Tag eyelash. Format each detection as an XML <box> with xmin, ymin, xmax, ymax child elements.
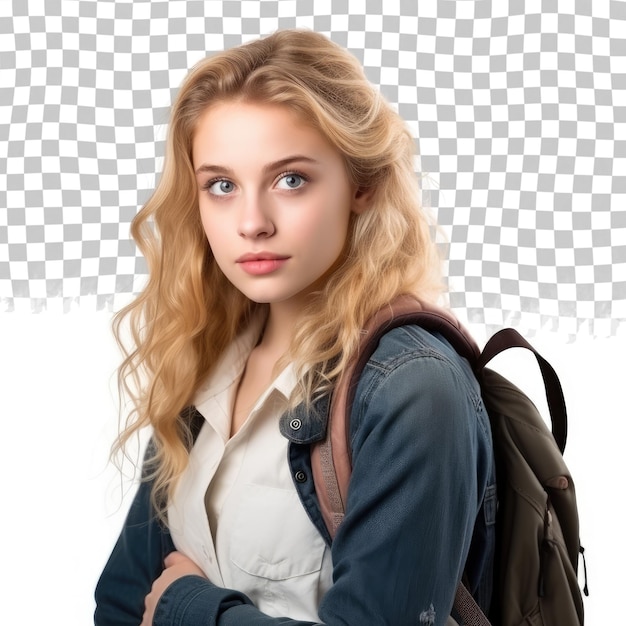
<box><xmin>276</xmin><ymin>169</ymin><xmax>310</xmax><ymax>188</ymax></box>
<box><xmin>202</xmin><ymin>170</ymin><xmax>311</xmax><ymax>196</ymax></box>
<box><xmin>202</xmin><ymin>177</ymin><xmax>231</xmax><ymax>195</ymax></box>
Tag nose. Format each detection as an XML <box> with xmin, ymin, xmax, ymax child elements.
<box><xmin>237</xmin><ymin>193</ymin><xmax>275</xmax><ymax>239</ymax></box>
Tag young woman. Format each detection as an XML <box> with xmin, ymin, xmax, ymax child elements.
<box><xmin>95</xmin><ymin>29</ymin><xmax>495</xmax><ymax>626</ymax></box>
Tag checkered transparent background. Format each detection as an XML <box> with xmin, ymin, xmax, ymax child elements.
<box><xmin>1</xmin><ymin>0</ymin><xmax>624</xmax><ymax>338</ymax></box>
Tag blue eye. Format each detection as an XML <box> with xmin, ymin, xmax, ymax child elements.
<box><xmin>207</xmin><ymin>179</ymin><xmax>235</xmax><ymax>196</ymax></box>
<box><xmin>276</xmin><ymin>173</ymin><xmax>307</xmax><ymax>190</ymax></box>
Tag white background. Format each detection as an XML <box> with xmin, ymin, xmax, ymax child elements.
<box><xmin>0</xmin><ymin>310</ymin><xmax>621</xmax><ymax>624</ymax></box>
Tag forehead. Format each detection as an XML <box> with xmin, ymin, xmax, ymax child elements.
<box><xmin>195</xmin><ymin>99</ymin><xmax>304</xmax><ymax>127</ymax></box>
<box><xmin>191</xmin><ymin>101</ymin><xmax>337</xmax><ymax>167</ymax></box>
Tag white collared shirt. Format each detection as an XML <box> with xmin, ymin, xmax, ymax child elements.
<box><xmin>168</xmin><ymin>321</ymin><xmax>333</xmax><ymax>620</ymax></box>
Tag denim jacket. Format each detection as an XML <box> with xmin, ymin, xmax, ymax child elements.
<box><xmin>95</xmin><ymin>325</ymin><xmax>496</xmax><ymax>626</ymax></box>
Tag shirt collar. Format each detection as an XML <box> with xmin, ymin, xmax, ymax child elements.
<box><xmin>191</xmin><ymin>314</ymin><xmax>330</xmax><ymax>444</ymax></box>
<box><xmin>193</xmin><ymin>314</ymin><xmax>300</xmax><ymax>416</ymax></box>
<box><xmin>279</xmin><ymin>392</ymin><xmax>330</xmax><ymax>444</ymax></box>
<box><xmin>193</xmin><ymin>316</ymin><xmax>265</xmax><ymax>408</ymax></box>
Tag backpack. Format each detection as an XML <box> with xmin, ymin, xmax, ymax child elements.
<box><xmin>310</xmin><ymin>295</ymin><xmax>588</xmax><ymax>625</ymax></box>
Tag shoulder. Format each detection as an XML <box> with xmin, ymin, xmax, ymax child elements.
<box><xmin>359</xmin><ymin>323</ymin><xmax>482</xmax><ymax>406</ymax></box>
<box><xmin>349</xmin><ymin>324</ymin><xmax>490</xmax><ymax>448</ymax></box>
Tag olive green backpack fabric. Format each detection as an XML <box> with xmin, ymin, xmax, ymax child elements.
<box><xmin>311</xmin><ymin>296</ymin><xmax>587</xmax><ymax>625</ymax></box>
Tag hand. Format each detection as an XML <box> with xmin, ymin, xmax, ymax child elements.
<box><xmin>141</xmin><ymin>551</ymin><xmax>207</xmax><ymax>626</ymax></box>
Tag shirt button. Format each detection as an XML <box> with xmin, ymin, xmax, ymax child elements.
<box><xmin>290</xmin><ymin>418</ymin><xmax>302</xmax><ymax>431</ymax></box>
<box><xmin>294</xmin><ymin>470</ymin><xmax>307</xmax><ymax>483</ymax></box>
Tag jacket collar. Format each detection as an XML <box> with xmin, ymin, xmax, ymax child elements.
<box><xmin>279</xmin><ymin>392</ymin><xmax>330</xmax><ymax>444</ymax></box>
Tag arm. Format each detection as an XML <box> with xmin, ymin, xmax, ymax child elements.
<box><xmin>318</xmin><ymin>327</ymin><xmax>490</xmax><ymax>624</ymax></box>
<box><xmin>94</xmin><ymin>446</ymin><xmax>176</xmax><ymax>626</ymax></box>
<box><xmin>150</xmin><ymin>328</ymin><xmax>491</xmax><ymax>625</ymax></box>
<box><xmin>94</xmin><ymin>446</ymin><xmax>319</xmax><ymax>626</ymax></box>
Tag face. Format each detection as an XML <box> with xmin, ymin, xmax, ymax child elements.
<box><xmin>193</xmin><ymin>101</ymin><xmax>368</xmax><ymax>309</ymax></box>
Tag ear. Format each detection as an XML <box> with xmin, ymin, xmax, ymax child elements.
<box><xmin>351</xmin><ymin>186</ymin><xmax>373</xmax><ymax>215</ymax></box>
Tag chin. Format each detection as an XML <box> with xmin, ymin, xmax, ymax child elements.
<box><xmin>238</xmin><ymin>288</ymin><xmax>310</xmax><ymax>306</ymax></box>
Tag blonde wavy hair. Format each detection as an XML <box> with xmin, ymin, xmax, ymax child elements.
<box><xmin>114</xmin><ymin>28</ymin><xmax>444</xmax><ymax>513</ymax></box>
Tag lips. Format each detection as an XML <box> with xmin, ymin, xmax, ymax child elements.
<box><xmin>236</xmin><ymin>252</ymin><xmax>290</xmax><ymax>276</ymax></box>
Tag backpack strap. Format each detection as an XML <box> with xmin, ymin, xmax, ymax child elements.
<box><xmin>310</xmin><ymin>295</ymin><xmax>481</xmax><ymax>536</ymax></box>
<box><xmin>477</xmin><ymin>327</ymin><xmax>568</xmax><ymax>452</ymax></box>
<box><xmin>312</xmin><ymin>294</ymin><xmax>483</xmax><ymax>524</ymax></box>
<box><xmin>454</xmin><ymin>582</ymin><xmax>491</xmax><ymax>626</ymax></box>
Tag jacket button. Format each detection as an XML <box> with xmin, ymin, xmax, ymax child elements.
<box><xmin>289</xmin><ymin>418</ymin><xmax>302</xmax><ymax>431</ymax></box>
<box><xmin>294</xmin><ymin>470</ymin><xmax>307</xmax><ymax>483</ymax></box>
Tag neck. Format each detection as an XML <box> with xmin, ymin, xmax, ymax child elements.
<box><xmin>259</xmin><ymin>300</ymin><xmax>304</xmax><ymax>356</ymax></box>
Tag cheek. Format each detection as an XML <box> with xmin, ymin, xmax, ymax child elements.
<box><xmin>301</xmin><ymin>217</ymin><xmax>350</xmax><ymax>272</ymax></box>
<box><xmin>199</xmin><ymin>209</ymin><xmax>224</xmax><ymax>245</ymax></box>
<box><xmin>201</xmin><ymin>224</ymin><xmax>228</xmax><ymax>268</ymax></box>
<box><xmin>310</xmin><ymin>203</ymin><xmax>352</xmax><ymax>250</ymax></box>
<box><xmin>203</xmin><ymin>224</ymin><xmax>231</xmax><ymax>273</ymax></box>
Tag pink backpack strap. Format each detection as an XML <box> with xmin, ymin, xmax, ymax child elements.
<box><xmin>310</xmin><ymin>295</ymin><xmax>480</xmax><ymax>538</ymax></box>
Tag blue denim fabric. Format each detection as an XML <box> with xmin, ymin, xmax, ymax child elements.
<box><xmin>95</xmin><ymin>325</ymin><xmax>495</xmax><ymax>626</ymax></box>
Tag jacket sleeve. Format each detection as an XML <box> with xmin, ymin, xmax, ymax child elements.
<box><xmin>317</xmin><ymin>330</ymin><xmax>491</xmax><ymax>625</ymax></box>
<box><xmin>94</xmin><ymin>445</ymin><xmax>176</xmax><ymax>626</ymax></box>
<box><xmin>149</xmin><ymin>328</ymin><xmax>492</xmax><ymax>626</ymax></box>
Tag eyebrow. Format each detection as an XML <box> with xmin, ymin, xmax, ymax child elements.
<box><xmin>194</xmin><ymin>155</ymin><xmax>321</xmax><ymax>176</ymax></box>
